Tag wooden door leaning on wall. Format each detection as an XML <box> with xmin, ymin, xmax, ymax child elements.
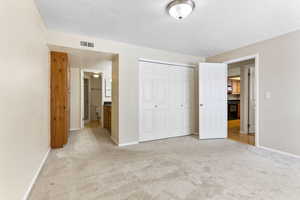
<box><xmin>50</xmin><ymin>51</ymin><xmax>70</xmax><ymax>148</ymax></box>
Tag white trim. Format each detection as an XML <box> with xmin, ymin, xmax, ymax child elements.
<box><xmin>239</xmin><ymin>130</ymin><xmax>248</xmax><ymax>134</ymax></box>
<box><xmin>140</xmin><ymin>133</ymin><xmax>192</xmax><ymax>142</ymax></box>
<box><xmin>118</xmin><ymin>141</ymin><xmax>139</xmax><ymax>147</ymax></box>
<box><xmin>138</xmin><ymin>60</ymin><xmax>142</xmax><ymax>142</ymax></box>
<box><xmin>80</xmin><ymin>70</ymin><xmax>84</xmax><ymax>129</ymax></box>
<box><xmin>110</xmin><ymin>135</ymin><xmax>118</xmax><ymax>145</ymax></box>
<box><xmin>259</xmin><ymin>146</ymin><xmax>300</xmax><ymax>159</ymax></box>
<box><xmin>223</xmin><ymin>54</ymin><xmax>260</xmax><ymax>147</ymax></box>
<box><xmin>224</xmin><ymin>54</ymin><xmax>258</xmax><ymax>64</ymax></box>
<box><xmin>22</xmin><ymin>148</ymin><xmax>50</xmax><ymax>200</ymax></box>
<box><xmin>81</xmin><ymin>69</ymin><xmax>105</xmax><ymax>73</ymax></box>
<box><xmin>139</xmin><ymin>58</ymin><xmax>197</xmax><ymax>68</ymax></box>
<box><xmin>138</xmin><ymin>60</ymin><xmax>141</xmax><ymax>143</ymax></box>
<box><xmin>110</xmin><ymin>135</ymin><xmax>139</xmax><ymax>147</ymax></box>
<box><xmin>70</xmin><ymin>128</ymin><xmax>81</xmax><ymax>131</ymax></box>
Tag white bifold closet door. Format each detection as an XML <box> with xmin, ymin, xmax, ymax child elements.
<box><xmin>140</xmin><ymin>61</ymin><xmax>195</xmax><ymax>142</ymax></box>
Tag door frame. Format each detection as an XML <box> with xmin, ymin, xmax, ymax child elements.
<box><xmin>138</xmin><ymin>59</ymin><xmax>197</xmax><ymax>142</ymax></box>
<box><xmin>224</xmin><ymin>54</ymin><xmax>260</xmax><ymax>147</ymax></box>
<box><xmin>246</xmin><ymin>65</ymin><xmax>255</xmax><ymax>134</ymax></box>
<box><xmin>80</xmin><ymin>69</ymin><xmax>105</xmax><ymax>129</ymax></box>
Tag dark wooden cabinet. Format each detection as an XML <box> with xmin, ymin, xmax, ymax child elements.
<box><xmin>228</xmin><ymin>100</ymin><xmax>240</xmax><ymax>120</ymax></box>
<box><xmin>103</xmin><ymin>105</ymin><xmax>111</xmax><ymax>132</ymax></box>
<box><xmin>50</xmin><ymin>51</ymin><xmax>70</xmax><ymax>148</ymax></box>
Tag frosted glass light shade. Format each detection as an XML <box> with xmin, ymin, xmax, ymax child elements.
<box><xmin>93</xmin><ymin>74</ymin><xmax>100</xmax><ymax>78</ymax></box>
<box><xmin>167</xmin><ymin>0</ymin><xmax>195</xmax><ymax>20</ymax></box>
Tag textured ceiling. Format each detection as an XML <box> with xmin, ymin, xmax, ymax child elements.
<box><xmin>36</xmin><ymin>0</ymin><xmax>300</xmax><ymax>57</ymax></box>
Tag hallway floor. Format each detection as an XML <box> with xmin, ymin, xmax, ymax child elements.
<box><xmin>84</xmin><ymin>120</ymin><xmax>101</xmax><ymax>128</ymax></box>
<box><xmin>228</xmin><ymin>120</ymin><xmax>255</xmax><ymax>146</ymax></box>
<box><xmin>29</xmin><ymin>127</ymin><xmax>300</xmax><ymax>200</ymax></box>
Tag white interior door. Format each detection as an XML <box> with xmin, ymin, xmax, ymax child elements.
<box><xmin>199</xmin><ymin>63</ymin><xmax>227</xmax><ymax>139</ymax></box>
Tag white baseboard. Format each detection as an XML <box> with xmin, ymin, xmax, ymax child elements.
<box><xmin>139</xmin><ymin>133</ymin><xmax>192</xmax><ymax>143</ymax></box>
<box><xmin>110</xmin><ymin>135</ymin><xmax>118</xmax><ymax>145</ymax></box>
<box><xmin>199</xmin><ymin>137</ymin><xmax>227</xmax><ymax>140</ymax></box>
<box><xmin>70</xmin><ymin>128</ymin><xmax>81</xmax><ymax>131</ymax></box>
<box><xmin>23</xmin><ymin>148</ymin><xmax>50</xmax><ymax>200</ymax></box>
<box><xmin>240</xmin><ymin>130</ymin><xmax>248</xmax><ymax>134</ymax></box>
<box><xmin>110</xmin><ymin>136</ymin><xmax>138</xmax><ymax>147</ymax></box>
<box><xmin>118</xmin><ymin>141</ymin><xmax>139</xmax><ymax>147</ymax></box>
<box><xmin>259</xmin><ymin>146</ymin><xmax>300</xmax><ymax>159</ymax></box>
<box><xmin>70</xmin><ymin>128</ymin><xmax>81</xmax><ymax>132</ymax></box>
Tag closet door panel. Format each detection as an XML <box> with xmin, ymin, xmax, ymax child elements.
<box><xmin>140</xmin><ymin>74</ymin><xmax>154</xmax><ymax>137</ymax></box>
<box><xmin>152</xmin><ymin>64</ymin><xmax>169</xmax><ymax>138</ymax></box>
<box><xmin>140</xmin><ymin>109</ymin><xmax>155</xmax><ymax>140</ymax></box>
<box><xmin>140</xmin><ymin>62</ymin><xmax>169</xmax><ymax>141</ymax></box>
<box><xmin>140</xmin><ymin>63</ymin><xmax>155</xmax><ymax>141</ymax></box>
<box><xmin>168</xmin><ymin>66</ymin><xmax>185</xmax><ymax>136</ymax></box>
<box><xmin>183</xmin><ymin>68</ymin><xmax>195</xmax><ymax>134</ymax></box>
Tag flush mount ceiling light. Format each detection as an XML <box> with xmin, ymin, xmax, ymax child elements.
<box><xmin>93</xmin><ymin>73</ymin><xmax>100</xmax><ymax>78</ymax></box>
<box><xmin>229</xmin><ymin>77</ymin><xmax>241</xmax><ymax>80</ymax></box>
<box><xmin>167</xmin><ymin>0</ymin><xmax>195</xmax><ymax>20</ymax></box>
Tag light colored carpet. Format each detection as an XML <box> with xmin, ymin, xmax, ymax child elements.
<box><xmin>29</xmin><ymin>127</ymin><xmax>300</xmax><ymax>200</ymax></box>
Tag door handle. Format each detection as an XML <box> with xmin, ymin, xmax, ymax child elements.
<box><xmin>200</xmin><ymin>104</ymin><xmax>204</xmax><ymax>107</ymax></box>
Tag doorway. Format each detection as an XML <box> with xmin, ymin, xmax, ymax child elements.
<box><xmin>48</xmin><ymin>45</ymin><xmax>115</xmax><ymax>150</ymax></box>
<box><xmin>82</xmin><ymin>71</ymin><xmax>102</xmax><ymax>128</ymax></box>
<box><xmin>227</xmin><ymin>58</ymin><xmax>256</xmax><ymax>145</ymax></box>
<box><xmin>83</xmin><ymin>78</ymin><xmax>89</xmax><ymax>122</ymax></box>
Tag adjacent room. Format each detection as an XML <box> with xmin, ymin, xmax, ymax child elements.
<box><xmin>83</xmin><ymin>72</ymin><xmax>102</xmax><ymax>128</ymax></box>
<box><xmin>227</xmin><ymin>59</ymin><xmax>256</xmax><ymax>146</ymax></box>
<box><xmin>2</xmin><ymin>0</ymin><xmax>300</xmax><ymax>200</ymax></box>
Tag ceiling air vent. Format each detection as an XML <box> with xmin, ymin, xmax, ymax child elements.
<box><xmin>87</xmin><ymin>42</ymin><xmax>94</xmax><ymax>48</ymax></box>
<box><xmin>80</xmin><ymin>41</ymin><xmax>95</xmax><ymax>48</ymax></box>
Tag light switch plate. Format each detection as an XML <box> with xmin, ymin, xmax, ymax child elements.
<box><xmin>265</xmin><ymin>91</ymin><xmax>271</xmax><ymax>99</ymax></box>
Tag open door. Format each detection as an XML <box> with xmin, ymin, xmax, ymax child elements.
<box><xmin>199</xmin><ymin>63</ymin><xmax>227</xmax><ymax>139</ymax></box>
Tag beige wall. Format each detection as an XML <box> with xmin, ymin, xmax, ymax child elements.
<box><xmin>70</xmin><ymin>68</ymin><xmax>81</xmax><ymax>130</ymax></box>
<box><xmin>0</xmin><ymin>0</ymin><xmax>49</xmax><ymax>199</ymax></box>
<box><xmin>47</xmin><ymin>31</ymin><xmax>204</xmax><ymax>145</ymax></box>
<box><xmin>207</xmin><ymin>30</ymin><xmax>300</xmax><ymax>156</ymax></box>
<box><xmin>111</xmin><ymin>55</ymin><xmax>120</xmax><ymax>143</ymax></box>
